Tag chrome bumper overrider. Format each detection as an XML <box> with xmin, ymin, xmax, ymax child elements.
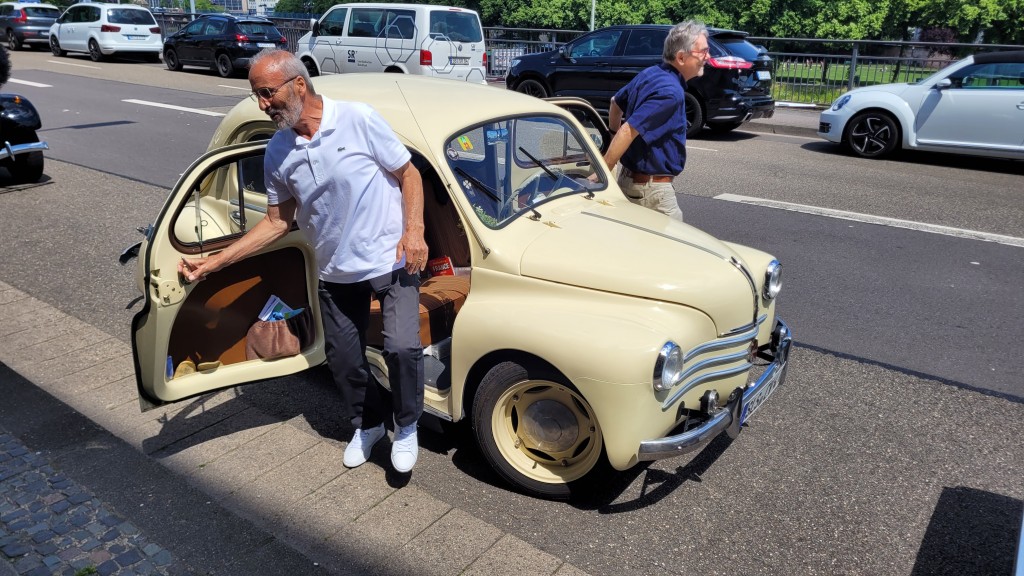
<box><xmin>0</xmin><ymin>140</ymin><xmax>48</xmax><ymax>161</ymax></box>
<box><xmin>637</xmin><ymin>319</ymin><xmax>792</xmax><ymax>461</ymax></box>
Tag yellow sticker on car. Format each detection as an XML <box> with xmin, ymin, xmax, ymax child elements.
<box><xmin>458</xmin><ymin>135</ymin><xmax>473</xmax><ymax>151</ymax></box>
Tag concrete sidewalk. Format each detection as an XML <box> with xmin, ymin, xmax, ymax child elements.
<box><xmin>0</xmin><ymin>281</ymin><xmax>587</xmax><ymax>576</ymax></box>
<box><xmin>741</xmin><ymin>104</ymin><xmax>822</xmax><ymax>138</ymax></box>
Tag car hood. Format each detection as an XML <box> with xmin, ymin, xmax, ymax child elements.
<box><xmin>518</xmin><ymin>205</ymin><xmax>758</xmax><ymax>333</ymax></box>
<box><xmin>849</xmin><ymin>81</ymin><xmax>917</xmax><ymax>97</ymax></box>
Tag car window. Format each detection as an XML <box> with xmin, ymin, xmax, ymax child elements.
<box><xmin>107</xmin><ymin>8</ymin><xmax>155</xmax><ymax>25</ymax></box>
<box><xmin>713</xmin><ymin>36</ymin><xmax>762</xmax><ymax>61</ymax></box>
<box><xmin>182</xmin><ymin>19</ymin><xmax>204</xmax><ymax>34</ymax></box>
<box><xmin>622</xmin><ymin>30</ymin><xmax>666</xmax><ymax>57</ymax></box>
<box><xmin>205</xmin><ymin>19</ymin><xmax>227</xmax><ymax>35</ymax></box>
<box><xmin>172</xmin><ymin>151</ymin><xmax>267</xmax><ymax>247</ymax></box>
<box><xmin>953</xmin><ymin>62</ymin><xmax>1024</xmax><ymax>89</ymax></box>
<box><xmin>0</xmin><ymin>6</ymin><xmax>10</xmax><ymax>16</ymax></box>
<box><xmin>428</xmin><ymin>11</ymin><xmax>481</xmax><ymax>43</ymax></box>
<box><xmin>348</xmin><ymin>8</ymin><xmax>382</xmax><ymax>38</ymax></box>
<box><xmin>569</xmin><ymin>30</ymin><xmax>621</xmax><ymax>58</ymax></box>
<box><xmin>319</xmin><ymin>7</ymin><xmax>346</xmax><ymax>36</ymax></box>
<box><xmin>383</xmin><ymin>9</ymin><xmax>414</xmax><ymax>40</ymax></box>
<box><xmin>446</xmin><ymin>115</ymin><xmax>604</xmax><ymax>229</ymax></box>
<box><xmin>25</xmin><ymin>6</ymin><xmax>58</xmax><ymax>17</ymax></box>
<box><xmin>238</xmin><ymin>22</ymin><xmax>279</xmax><ymax>36</ymax></box>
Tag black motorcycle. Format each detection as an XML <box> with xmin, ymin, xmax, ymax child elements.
<box><xmin>0</xmin><ymin>46</ymin><xmax>47</xmax><ymax>183</ymax></box>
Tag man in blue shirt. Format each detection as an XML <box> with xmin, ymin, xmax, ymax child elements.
<box><xmin>602</xmin><ymin>21</ymin><xmax>710</xmax><ymax>221</ymax></box>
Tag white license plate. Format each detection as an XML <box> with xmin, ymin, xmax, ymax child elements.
<box><xmin>740</xmin><ymin>366</ymin><xmax>783</xmax><ymax>424</ymax></box>
<box><xmin>756</xmin><ymin>70</ymin><xmax>771</xmax><ymax>81</ymax></box>
<box><xmin>257</xmin><ymin>42</ymin><xmax>275</xmax><ymax>48</ymax></box>
<box><xmin>449</xmin><ymin>56</ymin><xmax>469</xmax><ymax>65</ymax></box>
<box><xmin>125</xmin><ymin>35</ymin><xmax>146</xmax><ymax>40</ymax></box>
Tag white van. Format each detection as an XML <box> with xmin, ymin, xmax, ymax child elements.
<box><xmin>295</xmin><ymin>3</ymin><xmax>487</xmax><ymax>84</ymax></box>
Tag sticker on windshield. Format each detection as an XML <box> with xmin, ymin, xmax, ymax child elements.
<box><xmin>485</xmin><ymin>128</ymin><xmax>509</xmax><ymax>144</ymax></box>
<box><xmin>457</xmin><ymin>135</ymin><xmax>474</xmax><ymax>151</ymax></box>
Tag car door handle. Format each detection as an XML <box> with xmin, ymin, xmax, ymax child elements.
<box><xmin>1017</xmin><ymin>103</ymin><xmax>1024</xmax><ymax>110</ymax></box>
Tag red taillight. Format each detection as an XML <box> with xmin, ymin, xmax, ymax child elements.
<box><xmin>100</xmin><ymin>24</ymin><xmax>121</xmax><ymax>33</ymax></box>
<box><xmin>420</xmin><ymin>49</ymin><xmax>432</xmax><ymax>65</ymax></box>
<box><xmin>482</xmin><ymin>52</ymin><xmax>487</xmax><ymax>67</ymax></box>
<box><xmin>280</xmin><ymin>36</ymin><xmax>287</xmax><ymax>44</ymax></box>
<box><xmin>12</xmin><ymin>10</ymin><xmax>27</xmax><ymax>24</ymax></box>
<box><xmin>707</xmin><ymin>55</ymin><xmax>752</xmax><ymax>70</ymax></box>
<box><xmin>235</xmin><ymin>33</ymin><xmax>249</xmax><ymax>43</ymax></box>
<box><xmin>150</xmin><ymin>26</ymin><xmax>161</xmax><ymax>34</ymax></box>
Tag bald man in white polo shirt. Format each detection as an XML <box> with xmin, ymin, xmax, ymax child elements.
<box><xmin>179</xmin><ymin>49</ymin><xmax>429</xmax><ymax>475</ymax></box>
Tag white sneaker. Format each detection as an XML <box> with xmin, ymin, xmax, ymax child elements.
<box><xmin>391</xmin><ymin>422</ymin><xmax>419</xmax><ymax>473</ymax></box>
<box><xmin>343</xmin><ymin>424</ymin><xmax>385</xmax><ymax>468</ymax></box>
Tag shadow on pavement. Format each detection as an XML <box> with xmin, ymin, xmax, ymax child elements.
<box><xmin>911</xmin><ymin>485</ymin><xmax>1022</xmax><ymax>576</ymax></box>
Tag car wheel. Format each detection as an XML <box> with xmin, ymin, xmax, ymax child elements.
<box><xmin>301</xmin><ymin>57</ymin><xmax>318</xmax><ymax>77</ymax></box>
<box><xmin>3</xmin><ymin>130</ymin><xmax>44</xmax><ymax>184</ymax></box>
<box><xmin>684</xmin><ymin>92</ymin><xmax>704</xmax><ymax>137</ymax></box>
<box><xmin>845</xmin><ymin>111</ymin><xmax>899</xmax><ymax>158</ymax></box>
<box><xmin>707</xmin><ymin>120</ymin><xmax>744</xmax><ymax>133</ymax></box>
<box><xmin>164</xmin><ymin>48</ymin><xmax>182</xmax><ymax>71</ymax></box>
<box><xmin>49</xmin><ymin>36</ymin><xmax>65</xmax><ymax>57</ymax></box>
<box><xmin>7</xmin><ymin>30</ymin><xmax>20</xmax><ymax>51</ymax></box>
<box><xmin>216</xmin><ymin>53</ymin><xmax>234</xmax><ymax>77</ymax></box>
<box><xmin>471</xmin><ymin>361</ymin><xmax>604</xmax><ymax>499</ymax></box>
<box><xmin>88</xmin><ymin>39</ymin><xmax>103</xmax><ymax>62</ymax></box>
<box><xmin>515</xmin><ymin>79</ymin><xmax>548</xmax><ymax>99</ymax></box>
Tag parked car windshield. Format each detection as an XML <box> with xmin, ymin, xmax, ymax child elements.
<box><xmin>238</xmin><ymin>22</ymin><xmax>281</xmax><ymax>36</ymax></box>
<box><xmin>25</xmin><ymin>6</ymin><xmax>59</xmax><ymax>17</ymax></box>
<box><xmin>446</xmin><ymin>115</ymin><xmax>604</xmax><ymax>229</ymax></box>
<box><xmin>107</xmin><ymin>8</ymin><xmax>155</xmax><ymax>25</ymax></box>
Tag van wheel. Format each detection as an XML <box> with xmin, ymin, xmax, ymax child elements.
<box><xmin>301</xmin><ymin>57</ymin><xmax>318</xmax><ymax>77</ymax></box>
<box><xmin>216</xmin><ymin>53</ymin><xmax>234</xmax><ymax>77</ymax></box>
<box><xmin>471</xmin><ymin>361</ymin><xmax>604</xmax><ymax>500</ymax></box>
<box><xmin>515</xmin><ymin>79</ymin><xmax>548</xmax><ymax>98</ymax></box>
<box><xmin>684</xmin><ymin>92</ymin><xmax>703</xmax><ymax>137</ymax></box>
<box><xmin>49</xmin><ymin>36</ymin><xmax>66</xmax><ymax>57</ymax></box>
<box><xmin>88</xmin><ymin>39</ymin><xmax>104</xmax><ymax>62</ymax></box>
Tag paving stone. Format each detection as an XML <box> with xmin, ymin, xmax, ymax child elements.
<box><xmin>0</xmin><ymin>542</ymin><xmax>30</xmax><ymax>558</ymax></box>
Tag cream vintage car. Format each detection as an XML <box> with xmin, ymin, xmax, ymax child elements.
<box><xmin>127</xmin><ymin>73</ymin><xmax>792</xmax><ymax>499</ymax></box>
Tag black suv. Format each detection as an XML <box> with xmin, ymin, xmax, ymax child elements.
<box><xmin>505</xmin><ymin>25</ymin><xmax>774</xmax><ymax>136</ymax></box>
<box><xmin>163</xmin><ymin>14</ymin><xmax>287</xmax><ymax>77</ymax></box>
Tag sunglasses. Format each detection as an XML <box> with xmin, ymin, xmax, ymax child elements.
<box><xmin>250</xmin><ymin>75</ymin><xmax>299</xmax><ymax>102</ymax></box>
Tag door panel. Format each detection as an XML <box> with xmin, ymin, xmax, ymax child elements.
<box><xmin>132</xmin><ymin>142</ymin><xmax>324</xmax><ymax>409</ymax></box>
<box><xmin>551</xmin><ymin>29</ymin><xmax>623</xmax><ymax>112</ymax></box>
<box><xmin>311</xmin><ymin>7</ymin><xmax>347</xmax><ymax>74</ymax></box>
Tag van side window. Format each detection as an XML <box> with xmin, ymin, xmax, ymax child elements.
<box><xmin>349</xmin><ymin>8</ymin><xmax>383</xmax><ymax>38</ymax></box>
<box><xmin>428</xmin><ymin>11</ymin><xmax>482</xmax><ymax>43</ymax></box>
<box><xmin>385</xmin><ymin>9</ymin><xmax>415</xmax><ymax>39</ymax></box>
<box><xmin>320</xmin><ymin>7</ymin><xmax>346</xmax><ymax>36</ymax></box>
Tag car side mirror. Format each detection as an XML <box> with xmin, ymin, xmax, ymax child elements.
<box><xmin>934</xmin><ymin>78</ymin><xmax>952</xmax><ymax>90</ymax></box>
<box><xmin>56</xmin><ymin>14</ymin><xmax>64</xmax><ymax>23</ymax></box>
<box><xmin>560</xmin><ymin>46</ymin><xmax>571</xmax><ymax>60</ymax></box>
<box><xmin>310</xmin><ymin>18</ymin><xmax>319</xmax><ymax>36</ymax></box>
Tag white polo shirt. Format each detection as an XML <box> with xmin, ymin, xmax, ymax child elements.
<box><xmin>265</xmin><ymin>97</ymin><xmax>412</xmax><ymax>284</ymax></box>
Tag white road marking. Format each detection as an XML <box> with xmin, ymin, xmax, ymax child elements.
<box><xmin>7</xmin><ymin>79</ymin><xmax>51</xmax><ymax>88</ymax></box>
<box><xmin>218</xmin><ymin>84</ymin><xmax>250</xmax><ymax>92</ymax></box>
<box><xmin>121</xmin><ymin>99</ymin><xmax>226</xmax><ymax>117</ymax></box>
<box><xmin>688</xmin><ymin>145</ymin><xmax>718</xmax><ymax>152</ymax></box>
<box><xmin>47</xmin><ymin>60</ymin><xmax>101</xmax><ymax>69</ymax></box>
<box><xmin>714</xmin><ymin>193</ymin><xmax>1024</xmax><ymax>248</ymax></box>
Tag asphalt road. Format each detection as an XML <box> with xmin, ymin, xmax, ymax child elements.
<box><xmin>2</xmin><ymin>50</ymin><xmax>1022</xmax><ymax>576</ymax></box>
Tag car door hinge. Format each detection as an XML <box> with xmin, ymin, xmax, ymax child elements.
<box><xmin>150</xmin><ymin>272</ymin><xmax>185</xmax><ymax>306</ymax></box>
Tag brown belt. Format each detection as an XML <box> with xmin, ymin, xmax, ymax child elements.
<box><xmin>630</xmin><ymin>173</ymin><xmax>673</xmax><ymax>184</ymax></box>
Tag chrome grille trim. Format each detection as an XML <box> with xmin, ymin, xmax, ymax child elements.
<box><xmin>719</xmin><ymin>314</ymin><xmax>768</xmax><ymax>338</ymax></box>
<box><xmin>662</xmin><ymin>315</ymin><xmax>768</xmax><ymax>410</ymax></box>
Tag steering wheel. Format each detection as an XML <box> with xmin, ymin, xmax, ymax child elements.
<box><xmin>589</xmin><ymin>50</ymin><xmax>601</xmax><ymax>56</ymax></box>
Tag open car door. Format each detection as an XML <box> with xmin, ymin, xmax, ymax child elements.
<box><xmin>131</xmin><ymin>141</ymin><xmax>325</xmax><ymax>411</ymax></box>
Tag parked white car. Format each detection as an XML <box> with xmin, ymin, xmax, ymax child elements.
<box><xmin>294</xmin><ymin>2</ymin><xmax>486</xmax><ymax>84</ymax></box>
<box><xmin>49</xmin><ymin>2</ymin><xmax>161</xmax><ymax>62</ymax></box>
<box><xmin>818</xmin><ymin>50</ymin><xmax>1024</xmax><ymax>159</ymax></box>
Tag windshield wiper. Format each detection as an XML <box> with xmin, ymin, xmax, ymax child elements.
<box><xmin>518</xmin><ymin>147</ymin><xmax>559</xmax><ymax>180</ymax></box>
<box><xmin>453</xmin><ymin>167</ymin><xmax>501</xmax><ymax>203</ymax></box>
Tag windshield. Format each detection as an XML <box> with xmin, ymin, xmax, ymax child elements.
<box><xmin>445</xmin><ymin>115</ymin><xmax>605</xmax><ymax>229</ymax></box>
<box><xmin>108</xmin><ymin>8</ymin><xmax>155</xmax><ymax>25</ymax></box>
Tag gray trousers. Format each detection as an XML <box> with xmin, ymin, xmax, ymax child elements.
<box><xmin>318</xmin><ymin>268</ymin><xmax>424</xmax><ymax>430</ymax></box>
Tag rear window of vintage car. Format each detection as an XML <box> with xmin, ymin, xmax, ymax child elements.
<box><xmin>108</xmin><ymin>8</ymin><xmax>156</xmax><ymax>25</ymax></box>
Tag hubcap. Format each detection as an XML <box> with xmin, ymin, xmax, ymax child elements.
<box><xmin>519</xmin><ymin>399</ymin><xmax>579</xmax><ymax>453</ymax></box>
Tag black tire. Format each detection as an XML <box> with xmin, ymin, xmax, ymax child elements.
<box><xmin>707</xmin><ymin>120</ymin><xmax>744</xmax><ymax>133</ymax></box>
<box><xmin>684</xmin><ymin>91</ymin><xmax>703</xmax><ymax>138</ymax></box>
<box><xmin>844</xmin><ymin>111</ymin><xmax>899</xmax><ymax>158</ymax></box>
<box><xmin>301</xmin><ymin>57</ymin><xmax>318</xmax><ymax>77</ymax></box>
<box><xmin>515</xmin><ymin>78</ymin><xmax>548</xmax><ymax>99</ymax></box>
<box><xmin>88</xmin><ymin>39</ymin><xmax>103</xmax><ymax>62</ymax></box>
<box><xmin>471</xmin><ymin>361</ymin><xmax>604</xmax><ymax>500</ymax></box>
<box><xmin>7</xmin><ymin>30</ymin><xmax>20</xmax><ymax>51</ymax></box>
<box><xmin>49</xmin><ymin>36</ymin><xmax>65</xmax><ymax>57</ymax></box>
<box><xmin>164</xmin><ymin>48</ymin><xmax>182</xmax><ymax>71</ymax></box>
<box><xmin>215</xmin><ymin>53</ymin><xmax>233</xmax><ymax>77</ymax></box>
<box><xmin>4</xmin><ymin>130</ymin><xmax>44</xmax><ymax>184</ymax></box>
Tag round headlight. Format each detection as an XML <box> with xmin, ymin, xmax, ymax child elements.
<box><xmin>763</xmin><ymin>260</ymin><xmax>782</xmax><ymax>300</ymax></box>
<box><xmin>654</xmin><ymin>342</ymin><xmax>684</xmax><ymax>391</ymax></box>
<box><xmin>832</xmin><ymin>94</ymin><xmax>851</xmax><ymax>111</ymax></box>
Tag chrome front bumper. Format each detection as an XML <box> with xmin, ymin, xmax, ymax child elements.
<box><xmin>0</xmin><ymin>140</ymin><xmax>48</xmax><ymax>161</ymax></box>
<box><xmin>637</xmin><ymin>318</ymin><xmax>792</xmax><ymax>461</ymax></box>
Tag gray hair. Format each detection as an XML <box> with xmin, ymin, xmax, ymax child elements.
<box><xmin>663</xmin><ymin>20</ymin><xmax>708</xmax><ymax>63</ymax></box>
<box><xmin>250</xmin><ymin>48</ymin><xmax>315</xmax><ymax>95</ymax></box>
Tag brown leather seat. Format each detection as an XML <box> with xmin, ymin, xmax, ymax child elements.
<box><xmin>366</xmin><ymin>274</ymin><xmax>470</xmax><ymax>348</ymax></box>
